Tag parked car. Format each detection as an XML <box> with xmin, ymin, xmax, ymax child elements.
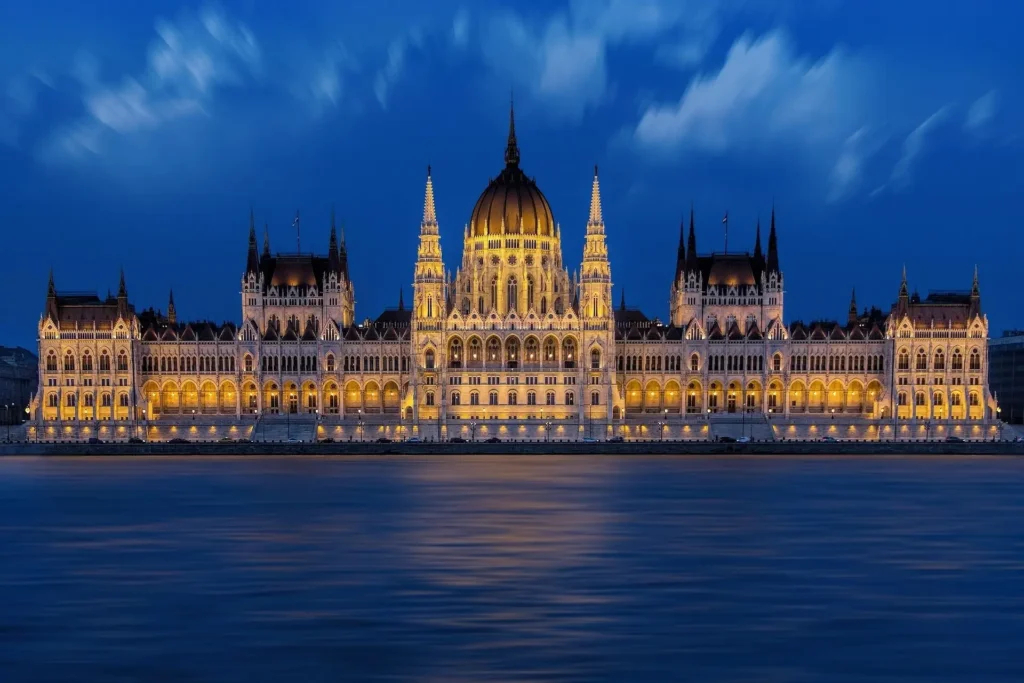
<box><xmin>821</xmin><ymin>436</ymin><xmax>837</xmax><ymax>443</ymax></box>
<box><xmin>168</xmin><ymin>438</ymin><xmax>189</xmax><ymax>444</ymax></box>
<box><xmin>945</xmin><ymin>435</ymin><xmax>964</xmax><ymax>443</ymax></box>
<box><xmin>607</xmin><ymin>436</ymin><xmax>624</xmax><ymax>443</ymax></box>
<box><xmin>406</xmin><ymin>437</ymin><xmax>422</xmax><ymax>443</ymax></box>
<box><xmin>718</xmin><ymin>436</ymin><xmax>737</xmax><ymax>443</ymax></box>
<box><xmin>86</xmin><ymin>437</ymin><xmax>102</xmax><ymax>444</ymax></box>
<box><xmin>736</xmin><ymin>436</ymin><xmax>751</xmax><ymax>444</ymax></box>
<box><xmin>485</xmin><ymin>436</ymin><xmax>501</xmax><ymax>443</ymax></box>
<box><xmin>449</xmin><ymin>437</ymin><xmax>466</xmax><ymax>443</ymax></box>
<box><xmin>218</xmin><ymin>437</ymin><xmax>234</xmax><ymax>443</ymax></box>
<box><xmin>376</xmin><ymin>437</ymin><xmax>393</xmax><ymax>443</ymax></box>
<box><xmin>582</xmin><ymin>437</ymin><xmax>599</xmax><ymax>443</ymax></box>
<box><xmin>127</xmin><ymin>437</ymin><xmax>143</xmax><ymax>444</ymax></box>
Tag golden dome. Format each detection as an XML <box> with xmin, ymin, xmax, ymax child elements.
<box><xmin>469</xmin><ymin>106</ymin><xmax>555</xmax><ymax>237</ymax></box>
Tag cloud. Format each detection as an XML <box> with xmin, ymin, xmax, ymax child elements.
<box><xmin>452</xmin><ymin>9</ymin><xmax>470</xmax><ymax>48</ymax></box>
<box><xmin>889</xmin><ymin>105</ymin><xmax>950</xmax><ymax>190</ymax></box>
<box><xmin>964</xmin><ymin>90</ymin><xmax>998</xmax><ymax>133</ymax></box>
<box><xmin>481</xmin><ymin>0</ymin><xmax>721</xmax><ymax>119</ymax></box>
<box><xmin>633</xmin><ymin>30</ymin><xmax>869</xmax><ymax>153</ymax></box>
<box><xmin>41</xmin><ymin>5</ymin><xmax>259</xmax><ymax>160</ymax></box>
<box><xmin>374</xmin><ymin>38</ymin><xmax>410</xmax><ymax>109</ymax></box>
<box><xmin>828</xmin><ymin>126</ymin><xmax>886</xmax><ymax>202</ymax></box>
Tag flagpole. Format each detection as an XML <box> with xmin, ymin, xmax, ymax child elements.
<box><xmin>723</xmin><ymin>211</ymin><xmax>729</xmax><ymax>254</ymax></box>
<box><xmin>294</xmin><ymin>210</ymin><xmax>301</xmax><ymax>253</ymax></box>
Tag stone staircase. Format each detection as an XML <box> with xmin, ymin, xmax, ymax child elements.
<box><xmin>709</xmin><ymin>413</ymin><xmax>775</xmax><ymax>442</ymax></box>
<box><xmin>251</xmin><ymin>415</ymin><xmax>317</xmax><ymax>443</ymax></box>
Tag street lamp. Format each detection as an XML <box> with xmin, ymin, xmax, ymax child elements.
<box><xmin>545</xmin><ymin>421</ymin><xmax>552</xmax><ymax>443</ymax></box>
<box><xmin>357</xmin><ymin>408</ymin><xmax>363</xmax><ymax>442</ymax></box>
<box><xmin>470</xmin><ymin>420</ymin><xmax>477</xmax><ymax>442</ymax></box>
<box><xmin>3</xmin><ymin>404</ymin><xmax>9</xmax><ymax>443</ymax></box>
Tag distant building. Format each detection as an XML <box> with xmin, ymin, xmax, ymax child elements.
<box><xmin>988</xmin><ymin>331</ymin><xmax>1024</xmax><ymax>424</ymax></box>
<box><xmin>26</xmin><ymin>106</ymin><xmax>1002</xmax><ymax>442</ymax></box>
<box><xmin>0</xmin><ymin>346</ymin><xmax>37</xmax><ymax>424</ymax></box>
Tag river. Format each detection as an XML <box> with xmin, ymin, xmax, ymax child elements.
<box><xmin>1</xmin><ymin>455</ymin><xmax>1022</xmax><ymax>682</ymax></box>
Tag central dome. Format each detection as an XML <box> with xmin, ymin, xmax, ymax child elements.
<box><xmin>469</xmin><ymin>107</ymin><xmax>555</xmax><ymax>238</ymax></box>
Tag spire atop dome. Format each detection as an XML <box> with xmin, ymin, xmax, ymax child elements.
<box><xmin>588</xmin><ymin>164</ymin><xmax>603</xmax><ymax>227</ymax></box>
<box><xmin>505</xmin><ymin>95</ymin><xmax>520</xmax><ymax>167</ymax></box>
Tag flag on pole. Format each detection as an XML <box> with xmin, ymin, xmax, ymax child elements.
<box><xmin>293</xmin><ymin>210</ymin><xmax>301</xmax><ymax>252</ymax></box>
<box><xmin>722</xmin><ymin>211</ymin><xmax>729</xmax><ymax>253</ymax></box>
<box><xmin>722</xmin><ymin>211</ymin><xmax>728</xmax><ymax>225</ymax></box>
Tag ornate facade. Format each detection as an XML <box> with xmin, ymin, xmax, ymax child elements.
<box><xmin>30</xmin><ymin>107</ymin><xmax>1001</xmax><ymax>442</ymax></box>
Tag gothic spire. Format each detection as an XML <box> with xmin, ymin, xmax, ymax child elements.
<box><xmin>620</xmin><ymin>288</ymin><xmax>626</xmax><ymax>311</ymax></box>
<box><xmin>848</xmin><ymin>287</ymin><xmax>857</xmax><ymax>326</ymax></box>
<box><xmin>168</xmin><ymin>289</ymin><xmax>177</xmax><ymax>325</ymax></box>
<box><xmin>972</xmin><ymin>265</ymin><xmax>980</xmax><ymax>297</ymax></box>
<box><xmin>398</xmin><ymin>287</ymin><xmax>405</xmax><ymax>311</ymax></box>
<box><xmin>754</xmin><ymin>218</ymin><xmax>763</xmax><ymax>260</ymax></box>
<box><xmin>422</xmin><ymin>165</ymin><xmax>437</xmax><ymax>228</ymax></box>
<box><xmin>674</xmin><ymin>215</ymin><xmax>687</xmax><ymax>284</ymax></box>
<box><xmin>505</xmin><ymin>96</ymin><xmax>520</xmax><ymax>167</ymax></box>
<box><xmin>262</xmin><ymin>224</ymin><xmax>271</xmax><ymax>259</ymax></box>
<box><xmin>328</xmin><ymin>207</ymin><xmax>341</xmax><ymax>274</ymax></box>
<box><xmin>246</xmin><ymin>209</ymin><xmax>260</xmax><ymax>274</ymax></box>
<box><xmin>684</xmin><ymin>206</ymin><xmax>698</xmax><ymax>274</ymax></box>
<box><xmin>117</xmin><ymin>267</ymin><xmax>127</xmax><ymax>298</ymax></box>
<box><xmin>47</xmin><ymin>268</ymin><xmax>55</xmax><ymax>298</ymax></box>
<box><xmin>588</xmin><ymin>164</ymin><xmax>603</xmax><ymax>227</ymax></box>
<box><xmin>899</xmin><ymin>264</ymin><xmax>909</xmax><ymax>299</ymax></box>
<box><xmin>766</xmin><ymin>206</ymin><xmax>779</xmax><ymax>274</ymax></box>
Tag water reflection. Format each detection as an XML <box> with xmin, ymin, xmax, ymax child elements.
<box><xmin>1</xmin><ymin>455</ymin><xmax>1023</xmax><ymax>682</ymax></box>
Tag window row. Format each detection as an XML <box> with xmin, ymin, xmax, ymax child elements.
<box><xmin>447</xmin><ymin>390</ymin><xmax>578</xmax><ymax>406</ymax></box>
<box><xmin>897</xmin><ymin>348</ymin><xmax>980</xmax><ymax>371</ymax></box>
<box><xmin>141</xmin><ymin>355</ymin><xmax>236</xmax><ymax>373</ymax></box>
<box><xmin>618</xmin><ymin>354</ymin><xmax>683</xmax><ymax>373</ymax></box>
<box><xmin>790</xmin><ymin>354</ymin><xmax>885</xmax><ymax>373</ymax></box>
<box><xmin>46</xmin><ymin>350</ymin><xmax>127</xmax><ymax>373</ymax></box>
<box><xmin>47</xmin><ymin>392</ymin><xmax>130</xmax><ymax>408</ymax></box>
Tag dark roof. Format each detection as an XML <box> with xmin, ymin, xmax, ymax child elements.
<box><xmin>264</xmin><ymin>254</ymin><xmax>332</xmax><ymax>290</ymax></box>
<box><xmin>374</xmin><ymin>307</ymin><xmax>412</xmax><ymax>326</ymax></box>
<box><xmin>704</xmin><ymin>254</ymin><xmax>757</xmax><ymax>287</ymax></box>
<box><xmin>50</xmin><ymin>292</ymin><xmax>127</xmax><ymax>325</ymax></box>
<box><xmin>614</xmin><ymin>307</ymin><xmax>650</xmax><ymax>325</ymax></box>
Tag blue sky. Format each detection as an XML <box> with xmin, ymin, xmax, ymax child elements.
<box><xmin>1</xmin><ymin>0</ymin><xmax>1021</xmax><ymax>349</ymax></box>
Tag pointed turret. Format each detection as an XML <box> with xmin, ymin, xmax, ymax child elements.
<box><xmin>246</xmin><ymin>209</ymin><xmax>260</xmax><ymax>274</ymax></box>
<box><xmin>899</xmin><ymin>265</ymin><xmax>909</xmax><ymax>300</ymax></box>
<box><xmin>848</xmin><ymin>288</ymin><xmax>858</xmax><ymax>327</ymax></box>
<box><xmin>116</xmin><ymin>268</ymin><xmax>130</xmax><ymax>319</ymax></box>
<box><xmin>423</xmin><ymin>165</ymin><xmax>438</xmax><ymax>227</ymax></box>
<box><xmin>754</xmin><ymin>219</ymin><xmax>763</xmax><ymax>260</ymax></box>
<box><xmin>620</xmin><ymin>288</ymin><xmax>626</xmax><ymax>311</ymax></box>
<box><xmin>970</xmin><ymin>265</ymin><xmax>981</xmax><ymax>316</ymax></box>
<box><xmin>398</xmin><ymin>287</ymin><xmax>405</xmax><ymax>311</ymax></box>
<box><xmin>673</xmin><ymin>215</ymin><xmax>687</xmax><ymax>284</ymax></box>
<box><xmin>328</xmin><ymin>207</ymin><xmax>342</xmax><ymax>275</ymax></box>
<box><xmin>588</xmin><ymin>164</ymin><xmax>603</xmax><ymax>227</ymax></box>
<box><xmin>47</xmin><ymin>268</ymin><xmax>55</xmax><ymax>298</ymax></box>
<box><xmin>168</xmin><ymin>289</ymin><xmax>177</xmax><ymax>325</ymax></box>
<box><xmin>766</xmin><ymin>206</ymin><xmax>779</xmax><ymax>274</ymax></box>
<box><xmin>684</xmin><ymin>207</ymin><xmax>698</xmax><ymax>275</ymax></box>
<box><xmin>262</xmin><ymin>224</ymin><xmax>271</xmax><ymax>259</ymax></box>
<box><xmin>504</xmin><ymin>97</ymin><xmax>520</xmax><ymax>167</ymax></box>
<box><xmin>46</xmin><ymin>269</ymin><xmax>58</xmax><ymax>320</ymax></box>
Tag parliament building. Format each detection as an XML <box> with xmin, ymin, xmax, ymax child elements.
<box><xmin>29</xmin><ymin>108</ymin><xmax>1001</xmax><ymax>442</ymax></box>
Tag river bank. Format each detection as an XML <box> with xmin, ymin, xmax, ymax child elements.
<box><xmin>2</xmin><ymin>440</ymin><xmax>1023</xmax><ymax>457</ymax></box>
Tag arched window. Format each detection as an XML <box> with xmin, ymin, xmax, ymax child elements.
<box><xmin>489</xmin><ymin>391</ymin><xmax>498</xmax><ymax>405</ymax></box>
<box><xmin>952</xmin><ymin>349</ymin><xmax>964</xmax><ymax>370</ymax></box>
<box><xmin>915</xmin><ymin>391</ymin><xmax>926</xmax><ymax>406</ymax></box>
<box><xmin>451</xmin><ymin>391</ymin><xmax>461</xmax><ymax>406</ymax></box>
<box><xmin>915</xmin><ymin>349</ymin><xmax>927</xmax><ymax>371</ymax></box>
<box><xmin>969</xmin><ymin>392</ymin><xmax>980</xmax><ymax>406</ymax></box>
<box><xmin>544</xmin><ymin>338</ymin><xmax>557</xmax><ymax>363</ymax></box>
<box><xmin>46</xmin><ymin>352</ymin><xmax>57</xmax><ymax>373</ymax></box>
<box><xmin>898</xmin><ymin>391</ymin><xmax>908</xmax><ymax>406</ymax></box>
<box><xmin>84</xmin><ymin>394</ymin><xmax>94</xmax><ymax>408</ymax></box>
<box><xmin>119</xmin><ymin>393</ymin><xmax>129</xmax><ymax>407</ymax></box>
<box><xmin>508</xmin><ymin>391</ymin><xmax>518</xmax><ymax>406</ymax></box>
<box><xmin>540</xmin><ymin>297</ymin><xmax>547</xmax><ymax>315</ymax></box>
<box><xmin>462</xmin><ymin>298</ymin><xmax>471</xmax><ymax>316</ymax></box>
<box><xmin>591</xmin><ymin>391</ymin><xmax>600</xmax><ymax>406</ymax></box>
<box><xmin>470</xmin><ymin>391</ymin><xmax>480</xmax><ymax>406</ymax></box>
<box><xmin>554</xmin><ymin>297</ymin><xmax>564</xmax><ymax>315</ymax></box>
<box><xmin>527</xmin><ymin>276</ymin><xmax>535</xmax><ymax>311</ymax></box>
<box><xmin>47</xmin><ymin>393</ymin><xmax>58</xmax><ymax>408</ymax></box>
<box><xmin>425</xmin><ymin>391</ymin><xmax>435</xmax><ymax>406</ymax></box>
<box><xmin>326</xmin><ymin>354</ymin><xmax>335</xmax><ymax>372</ymax></box>
<box><xmin>933</xmin><ymin>349</ymin><xmax>944</xmax><ymax>371</ymax></box>
<box><xmin>565</xmin><ymin>391</ymin><xmax>575</xmax><ymax>406</ymax></box>
<box><xmin>969</xmin><ymin>348</ymin><xmax>981</xmax><ymax>370</ymax></box>
<box><xmin>898</xmin><ymin>349</ymin><xmax>910</xmax><ymax>370</ymax></box>
<box><xmin>487</xmin><ymin>337</ymin><xmax>500</xmax><ymax>362</ymax></box>
<box><xmin>469</xmin><ymin>337</ymin><xmax>482</xmax><ymax>362</ymax></box>
<box><xmin>82</xmin><ymin>351</ymin><xmax>93</xmax><ymax>372</ymax></box>
<box><xmin>478</xmin><ymin>296</ymin><xmax>483</xmax><ymax>313</ymax></box>
<box><xmin>424</xmin><ymin>349</ymin><xmax>435</xmax><ymax>370</ymax></box>
<box><xmin>951</xmin><ymin>393</ymin><xmax>962</xmax><ymax>406</ymax></box>
<box><xmin>66</xmin><ymin>393</ymin><xmax>77</xmax><ymax>407</ymax></box>
<box><xmin>527</xmin><ymin>391</ymin><xmax>537</xmax><ymax>405</ymax></box>
<box><xmin>562</xmin><ymin>338</ymin><xmax>577</xmax><ymax>369</ymax></box>
<box><xmin>63</xmin><ymin>351</ymin><xmax>75</xmax><ymax>372</ymax></box>
<box><xmin>546</xmin><ymin>391</ymin><xmax>555</xmax><ymax>405</ymax></box>
<box><xmin>690</xmin><ymin>353</ymin><xmax>700</xmax><ymax>372</ymax></box>
<box><xmin>591</xmin><ymin>348</ymin><xmax>601</xmax><ymax>370</ymax></box>
<box><xmin>507</xmin><ymin>276</ymin><xmax>518</xmax><ymax>315</ymax></box>
<box><xmin>525</xmin><ymin>337</ymin><xmax>539</xmax><ymax>362</ymax></box>
<box><xmin>117</xmin><ymin>351</ymin><xmax>128</xmax><ymax>372</ymax></box>
<box><xmin>490</xmin><ymin>276</ymin><xmax>499</xmax><ymax>311</ymax></box>
<box><xmin>427</xmin><ymin>296</ymin><xmax>433</xmax><ymax>318</ymax></box>
<box><xmin>505</xmin><ymin>337</ymin><xmax>520</xmax><ymax>367</ymax></box>
<box><xmin>449</xmin><ymin>339</ymin><xmax>463</xmax><ymax>367</ymax></box>
<box><xmin>772</xmin><ymin>353</ymin><xmax>782</xmax><ymax>373</ymax></box>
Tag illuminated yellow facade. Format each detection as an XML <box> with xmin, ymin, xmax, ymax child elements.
<box><xmin>29</xmin><ymin>107</ymin><xmax>1001</xmax><ymax>442</ymax></box>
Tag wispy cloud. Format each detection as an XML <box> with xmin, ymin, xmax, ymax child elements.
<box><xmin>828</xmin><ymin>126</ymin><xmax>886</xmax><ymax>202</ymax></box>
<box><xmin>480</xmin><ymin>0</ymin><xmax>722</xmax><ymax>120</ymax></box>
<box><xmin>964</xmin><ymin>90</ymin><xmax>998</xmax><ymax>133</ymax></box>
<box><xmin>40</xmin><ymin>5</ymin><xmax>259</xmax><ymax>161</ymax></box>
<box><xmin>889</xmin><ymin>105</ymin><xmax>950</xmax><ymax>190</ymax></box>
<box><xmin>374</xmin><ymin>34</ymin><xmax>420</xmax><ymax>109</ymax></box>
<box><xmin>633</xmin><ymin>30</ymin><xmax>869</xmax><ymax>153</ymax></box>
